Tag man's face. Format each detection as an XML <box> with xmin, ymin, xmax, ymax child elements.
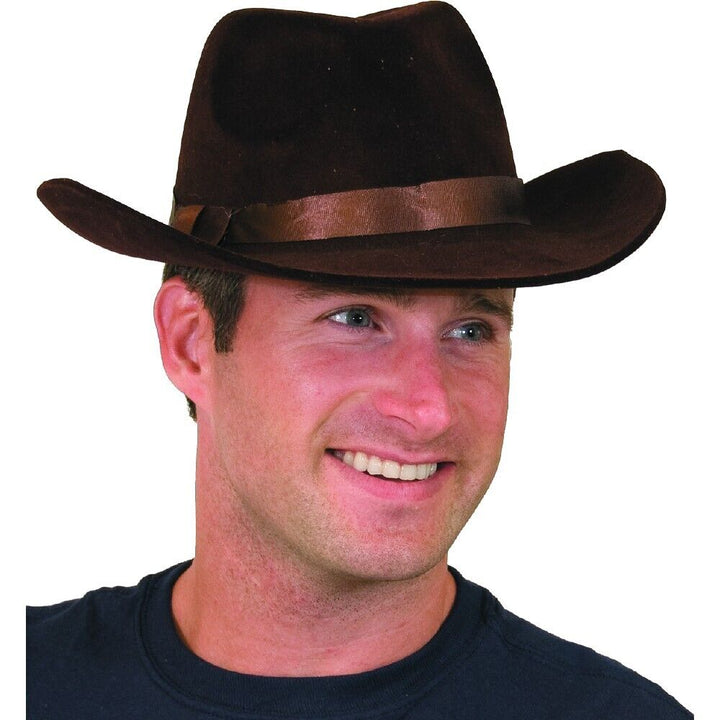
<box><xmin>201</xmin><ymin>275</ymin><xmax>513</xmax><ymax>585</ymax></box>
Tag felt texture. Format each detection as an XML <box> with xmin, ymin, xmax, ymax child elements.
<box><xmin>37</xmin><ymin>2</ymin><xmax>665</xmax><ymax>287</ymax></box>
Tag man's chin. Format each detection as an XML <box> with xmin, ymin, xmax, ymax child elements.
<box><xmin>312</xmin><ymin>541</ymin><xmax>453</xmax><ymax>591</ymax></box>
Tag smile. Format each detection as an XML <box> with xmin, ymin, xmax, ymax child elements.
<box><xmin>332</xmin><ymin>450</ymin><xmax>439</xmax><ymax>482</ymax></box>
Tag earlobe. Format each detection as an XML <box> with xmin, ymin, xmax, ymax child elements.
<box><xmin>154</xmin><ymin>278</ymin><xmax>212</xmax><ymax>408</ymax></box>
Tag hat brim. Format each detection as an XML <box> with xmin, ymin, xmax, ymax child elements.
<box><xmin>37</xmin><ymin>150</ymin><xmax>664</xmax><ymax>288</ymax></box>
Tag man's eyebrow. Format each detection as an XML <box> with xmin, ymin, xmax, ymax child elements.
<box><xmin>460</xmin><ymin>293</ymin><xmax>514</xmax><ymax>330</ymax></box>
<box><xmin>293</xmin><ymin>284</ymin><xmax>513</xmax><ymax>328</ymax></box>
<box><xmin>293</xmin><ymin>284</ymin><xmax>418</xmax><ymax>309</ymax></box>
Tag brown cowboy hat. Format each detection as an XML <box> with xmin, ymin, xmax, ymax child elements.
<box><xmin>37</xmin><ymin>2</ymin><xmax>665</xmax><ymax>288</ymax></box>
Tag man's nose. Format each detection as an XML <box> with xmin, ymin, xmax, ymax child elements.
<box><xmin>371</xmin><ymin>340</ymin><xmax>455</xmax><ymax>440</ymax></box>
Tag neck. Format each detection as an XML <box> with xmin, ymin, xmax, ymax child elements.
<box><xmin>172</xmin><ymin>449</ymin><xmax>456</xmax><ymax>677</ymax></box>
<box><xmin>173</xmin><ymin>552</ymin><xmax>455</xmax><ymax>677</ymax></box>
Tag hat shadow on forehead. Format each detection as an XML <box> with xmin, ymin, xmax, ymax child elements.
<box><xmin>37</xmin><ymin>1</ymin><xmax>665</xmax><ymax>288</ymax></box>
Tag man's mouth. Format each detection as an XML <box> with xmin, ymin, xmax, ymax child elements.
<box><xmin>331</xmin><ymin>450</ymin><xmax>439</xmax><ymax>482</ymax></box>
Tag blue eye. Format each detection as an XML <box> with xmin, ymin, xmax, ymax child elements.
<box><xmin>446</xmin><ymin>322</ymin><xmax>492</xmax><ymax>343</ymax></box>
<box><xmin>328</xmin><ymin>308</ymin><xmax>373</xmax><ymax>328</ymax></box>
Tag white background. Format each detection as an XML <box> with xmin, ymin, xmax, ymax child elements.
<box><xmin>5</xmin><ymin>0</ymin><xmax>717</xmax><ymax>716</ymax></box>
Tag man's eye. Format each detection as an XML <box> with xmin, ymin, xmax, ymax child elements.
<box><xmin>327</xmin><ymin>308</ymin><xmax>373</xmax><ymax>328</ymax></box>
<box><xmin>445</xmin><ymin>322</ymin><xmax>492</xmax><ymax>343</ymax></box>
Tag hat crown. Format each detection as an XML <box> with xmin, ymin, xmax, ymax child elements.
<box><xmin>174</xmin><ymin>2</ymin><xmax>516</xmax><ymax>209</ymax></box>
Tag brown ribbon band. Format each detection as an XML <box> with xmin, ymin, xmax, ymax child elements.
<box><xmin>170</xmin><ymin>176</ymin><xmax>529</xmax><ymax>246</ymax></box>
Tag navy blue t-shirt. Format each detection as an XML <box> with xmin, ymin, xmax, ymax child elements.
<box><xmin>27</xmin><ymin>563</ymin><xmax>691</xmax><ymax>718</ymax></box>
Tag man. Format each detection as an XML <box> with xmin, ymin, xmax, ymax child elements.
<box><xmin>26</xmin><ymin>2</ymin><xmax>693</xmax><ymax>717</ymax></box>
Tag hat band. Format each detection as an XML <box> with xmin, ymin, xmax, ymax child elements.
<box><xmin>171</xmin><ymin>176</ymin><xmax>529</xmax><ymax>246</ymax></box>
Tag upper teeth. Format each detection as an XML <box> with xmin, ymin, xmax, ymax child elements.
<box><xmin>334</xmin><ymin>450</ymin><xmax>438</xmax><ymax>482</ymax></box>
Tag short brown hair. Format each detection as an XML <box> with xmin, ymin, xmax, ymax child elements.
<box><xmin>161</xmin><ymin>264</ymin><xmax>246</xmax><ymax>419</ymax></box>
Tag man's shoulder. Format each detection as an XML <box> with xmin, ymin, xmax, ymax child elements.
<box><xmin>28</xmin><ymin>576</ymin><xmax>146</xmax><ymax>630</ymax></box>
<box><xmin>451</xmin><ymin>570</ymin><xmax>692</xmax><ymax>718</ymax></box>
<box><xmin>26</xmin><ymin>563</ymin><xmax>189</xmax><ymax>719</ymax></box>
<box><xmin>28</xmin><ymin>565</ymin><xmax>171</xmax><ymax>643</ymax></box>
<box><xmin>27</xmin><ymin>562</ymin><xmax>189</xmax><ymax>651</ymax></box>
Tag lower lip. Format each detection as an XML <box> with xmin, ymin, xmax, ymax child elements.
<box><xmin>325</xmin><ymin>452</ymin><xmax>451</xmax><ymax>502</ymax></box>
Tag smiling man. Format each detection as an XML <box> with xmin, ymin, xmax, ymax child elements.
<box><xmin>158</xmin><ymin>276</ymin><xmax>514</xmax><ymax>677</ymax></box>
<box><xmin>27</xmin><ymin>2</ymin><xmax>691</xmax><ymax>718</ymax></box>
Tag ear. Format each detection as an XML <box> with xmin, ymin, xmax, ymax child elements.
<box><xmin>154</xmin><ymin>277</ymin><xmax>214</xmax><ymax>411</ymax></box>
